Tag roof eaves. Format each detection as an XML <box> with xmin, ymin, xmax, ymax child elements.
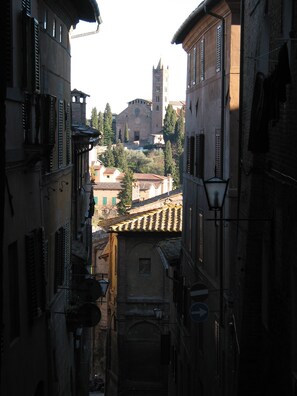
<box><xmin>171</xmin><ymin>0</ymin><xmax>219</xmax><ymax>45</ymax></box>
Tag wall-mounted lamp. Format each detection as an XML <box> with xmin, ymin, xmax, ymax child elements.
<box><xmin>203</xmin><ymin>176</ymin><xmax>229</xmax><ymax>211</ymax></box>
<box><xmin>98</xmin><ymin>278</ymin><xmax>110</xmax><ymax>297</ymax></box>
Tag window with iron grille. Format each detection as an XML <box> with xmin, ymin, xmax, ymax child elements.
<box><xmin>195</xmin><ymin>133</ymin><xmax>205</xmax><ymax>179</ymax></box>
<box><xmin>25</xmin><ymin>228</ymin><xmax>46</xmax><ymax>322</ymax></box>
<box><xmin>215</xmin><ymin>129</ymin><xmax>222</xmax><ymax>177</ymax></box>
<box><xmin>216</xmin><ymin>25</ymin><xmax>222</xmax><ymax>72</ymax></box>
<box><xmin>200</xmin><ymin>38</ymin><xmax>205</xmax><ymax>81</ymax></box>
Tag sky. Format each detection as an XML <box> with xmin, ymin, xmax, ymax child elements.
<box><xmin>70</xmin><ymin>0</ymin><xmax>200</xmax><ymax>117</ymax></box>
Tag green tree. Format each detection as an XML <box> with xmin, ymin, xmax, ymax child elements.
<box><xmin>100</xmin><ymin>142</ymin><xmax>115</xmax><ymax>167</ymax></box>
<box><xmin>163</xmin><ymin>104</ymin><xmax>177</xmax><ymax>143</ymax></box>
<box><xmin>126</xmin><ymin>150</ymin><xmax>151</xmax><ymax>173</ymax></box>
<box><xmin>113</xmin><ymin>142</ymin><xmax>127</xmax><ymax>170</ymax></box>
<box><xmin>174</xmin><ymin>112</ymin><xmax>185</xmax><ymax>157</ymax></box>
<box><xmin>98</xmin><ymin>111</ymin><xmax>104</xmax><ymax>136</ymax></box>
<box><xmin>103</xmin><ymin>103</ymin><xmax>113</xmax><ymax>145</ymax></box>
<box><xmin>164</xmin><ymin>141</ymin><xmax>179</xmax><ymax>187</ymax></box>
<box><xmin>117</xmin><ymin>169</ymin><xmax>134</xmax><ymax>214</ymax></box>
<box><xmin>124</xmin><ymin>123</ymin><xmax>129</xmax><ymax>143</ymax></box>
<box><xmin>91</xmin><ymin>107</ymin><xmax>98</xmax><ymax>129</ymax></box>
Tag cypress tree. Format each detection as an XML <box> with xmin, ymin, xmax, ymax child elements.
<box><xmin>117</xmin><ymin>169</ymin><xmax>134</xmax><ymax>215</ymax></box>
<box><xmin>103</xmin><ymin>103</ymin><xmax>114</xmax><ymax>145</ymax></box>
<box><xmin>163</xmin><ymin>104</ymin><xmax>177</xmax><ymax>143</ymax></box>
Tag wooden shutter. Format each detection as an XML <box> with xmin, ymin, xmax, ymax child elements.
<box><xmin>189</xmin><ymin>136</ymin><xmax>195</xmax><ymax>176</ymax></box>
<box><xmin>186</xmin><ymin>137</ymin><xmax>190</xmax><ymax>174</ymax></box>
<box><xmin>22</xmin><ymin>0</ymin><xmax>31</xmax><ymax>15</ymax></box>
<box><xmin>5</xmin><ymin>0</ymin><xmax>13</xmax><ymax>86</ymax></box>
<box><xmin>54</xmin><ymin>227</ymin><xmax>65</xmax><ymax>292</ymax></box>
<box><xmin>216</xmin><ymin>25</ymin><xmax>222</xmax><ymax>72</ymax></box>
<box><xmin>200</xmin><ymin>38</ymin><xmax>205</xmax><ymax>81</ymax></box>
<box><xmin>32</xmin><ymin>18</ymin><xmax>40</xmax><ymax>92</ymax></box>
<box><xmin>215</xmin><ymin>129</ymin><xmax>222</xmax><ymax>177</ymax></box>
<box><xmin>66</xmin><ymin>102</ymin><xmax>71</xmax><ymax>165</ymax></box>
<box><xmin>25</xmin><ymin>228</ymin><xmax>46</xmax><ymax>322</ymax></box>
<box><xmin>58</xmin><ymin>100</ymin><xmax>64</xmax><ymax>168</ymax></box>
<box><xmin>195</xmin><ymin>133</ymin><xmax>205</xmax><ymax>179</ymax></box>
<box><xmin>22</xmin><ymin>93</ymin><xmax>31</xmax><ymax>143</ymax></box>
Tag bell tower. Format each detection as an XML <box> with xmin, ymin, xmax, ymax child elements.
<box><xmin>152</xmin><ymin>59</ymin><xmax>169</xmax><ymax>135</ymax></box>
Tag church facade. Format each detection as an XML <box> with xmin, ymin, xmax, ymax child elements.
<box><xmin>115</xmin><ymin>59</ymin><xmax>182</xmax><ymax>146</ymax></box>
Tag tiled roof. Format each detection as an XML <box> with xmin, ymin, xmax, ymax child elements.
<box><xmin>134</xmin><ymin>173</ymin><xmax>166</xmax><ymax>181</ymax></box>
<box><xmin>93</xmin><ymin>182</ymin><xmax>122</xmax><ymax>190</ymax></box>
<box><xmin>106</xmin><ymin>204</ymin><xmax>182</xmax><ymax>233</ymax></box>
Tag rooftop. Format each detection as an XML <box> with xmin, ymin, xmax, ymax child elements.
<box><xmin>99</xmin><ymin>204</ymin><xmax>182</xmax><ymax>233</ymax></box>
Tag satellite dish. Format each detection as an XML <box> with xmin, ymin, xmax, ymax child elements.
<box><xmin>77</xmin><ymin>278</ymin><xmax>101</xmax><ymax>301</ymax></box>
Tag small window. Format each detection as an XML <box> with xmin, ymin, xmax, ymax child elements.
<box><xmin>94</xmin><ymin>196</ymin><xmax>98</xmax><ymax>204</ymax></box>
<box><xmin>139</xmin><ymin>258</ymin><xmax>151</xmax><ymax>274</ymax></box>
<box><xmin>112</xmin><ymin>197</ymin><xmax>117</xmax><ymax>206</ymax></box>
<box><xmin>193</xmin><ymin>46</ymin><xmax>197</xmax><ymax>85</ymax></box>
<box><xmin>102</xmin><ymin>197</ymin><xmax>107</xmax><ymax>205</ymax></box>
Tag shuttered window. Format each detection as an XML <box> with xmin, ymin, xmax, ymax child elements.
<box><xmin>195</xmin><ymin>133</ymin><xmax>205</xmax><ymax>179</ymax></box>
<box><xmin>58</xmin><ymin>100</ymin><xmax>64</xmax><ymax>168</ymax></box>
<box><xmin>25</xmin><ymin>228</ymin><xmax>46</xmax><ymax>322</ymax></box>
<box><xmin>5</xmin><ymin>0</ymin><xmax>13</xmax><ymax>86</ymax></box>
<box><xmin>187</xmin><ymin>52</ymin><xmax>191</xmax><ymax>88</ymax></box>
<box><xmin>66</xmin><ymin>102</ymin><xmax>71</xmax><ymax>165</ymax></box>
<box><xmin>200</xmin><ymin>38</ymin><xmax>205</xmax><ymax>81</ymax></box>
<box><xmin>198</xmin><ymin>211</ymin><xmax>204</xmax><ymax>263</ymax></box>
<box><xmin>54</xmin><ymin>227</ymin><xmax>65</xmax><ymax>293</ymax></box>
<box><xmin>22</xmin><ymin>0</ymin><xmax>31</xmax><ymax>15</ymax></box>
<box><xmin>22</xmin><ymin>13</ymin><xmax>40</xmax><ymax>93</ymax></box>
<box><xmin>193</xmin><ymin>46</ymin><xmax>197</xmax><ymax>85</ymax></box>
<box><xmin>22</xmin><ymin>93</ymin><xmax>32</xmax><ymax>144</ymax></box>
<box><xmin>54</xmin><ymin>224</ymin><xmax>71</xmax><ymax>294</ymax></box>
<box><xmin>215</xmin><ymin>129</ymin><xmax>222</xmax><ymax>177</ymax></box>
<box><xmin>216</xmin><ymin>25</ymin><xmax>222</xmax><ymax>72</ymax></box>
<box><xmin>186</xmin><ymin>136</ymin><xmax>195</xmax><ymax>176</ymax></box>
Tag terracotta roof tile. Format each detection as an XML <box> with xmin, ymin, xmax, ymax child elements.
<box><xmin>107</xmin><ymin>204</ymin><xmax>182</xmax><ymax>233</ymax></box>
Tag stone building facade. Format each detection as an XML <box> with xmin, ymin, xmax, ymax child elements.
<box><xmin>1</xmin><ymin>1</ymin><xmax>101</xmax><ymax>395</ymax></box>
<box><xmin>171</xmin><ymin>0</ymin><xmax>297</xmax><ymax>395</ymax></box>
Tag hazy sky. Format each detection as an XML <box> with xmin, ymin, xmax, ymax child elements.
<box><xmin>71</xmin><ymin>0</ymin><xmax>200</xmax><ymax>117</ymax></box>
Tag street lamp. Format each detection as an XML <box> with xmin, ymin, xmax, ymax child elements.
<box><xmin>203</xmin><ymin>176</ymin><xmax>229</xmax><ymax>328</ymax></box>
<box><xmin>98</xmin><ymin>278</ymin><xmax>110</xmax><ymax>297</ymax></box>
<box><xmin>203</xmin><ymin>176</ymin><xmax>229</xmax><ymax>211</ymax></box>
